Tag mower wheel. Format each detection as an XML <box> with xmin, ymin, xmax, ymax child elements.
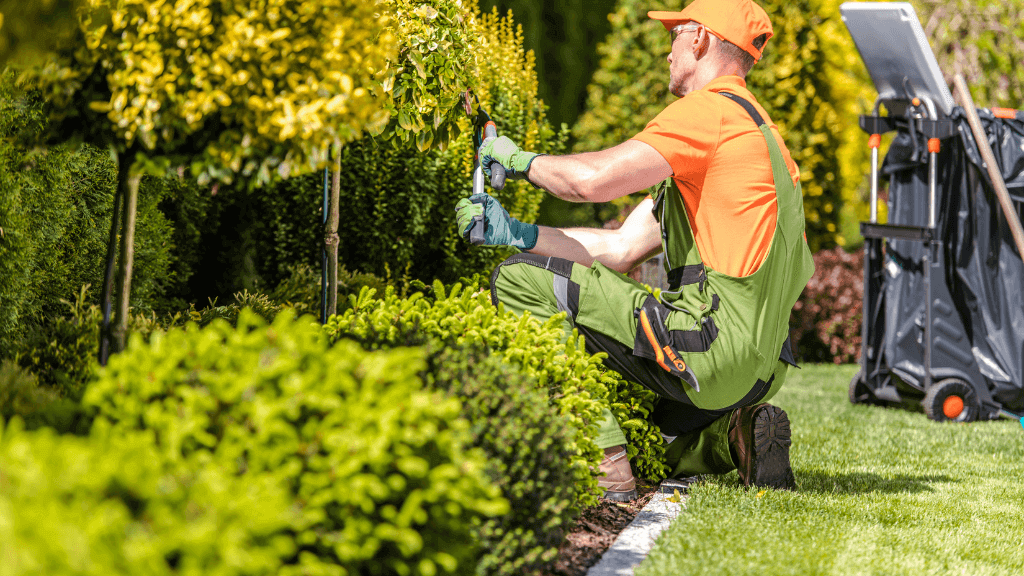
<box><xmin>923</xmin><ymin>378</ymin><xmax>980</xmax><ymax>423</ymax></box>
<box><xmin>848</xmin><ymin>369</ymin><xmax>879</xmax><ymax>405</ymax></box>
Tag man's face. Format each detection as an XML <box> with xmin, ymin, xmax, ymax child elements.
<box><xmin>667</xmin><ymin>24</ymin><xmax>700</xmax><ymax>98</ymax></box>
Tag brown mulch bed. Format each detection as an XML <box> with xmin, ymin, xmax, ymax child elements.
<box><xmin>540</xmin><ymin>479</ymin><xmax>661</xmax><ymax>576</ymax></box>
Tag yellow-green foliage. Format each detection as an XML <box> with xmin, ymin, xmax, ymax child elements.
<box><xmin>0</xmin><ymin>420</ymin><xmax>297</xmax><ymax>575</ymax></box>
<box><xmin>316</xmin><ymin>6</ymin><xmax>565</xmax><ymax>282</ymax></box>
<box><xmin>428</xmin><ymin>6</ymin><xmax>568</xmax><ymax>270</ymax></box>
<box><xmin>914</xmin><ymin>0</ymin><xmax>1024</xmax><ymax>109</ymax></box>
<box><xmin>373</xmin><ymin>0</ymin><xmax>478</xmax><ymax>151</ymax></box>
<box><xmin>16</xmin><ymin>0</ymin><xmax>398</xmax><ymax>184</ymax></box>
<box><xmin>573</xmin><ymin>0</ymin><xmax>872</xmax><ymax>250</ymax></box>
<box><xmin>84</xmin><ymin>310</ymin><xmax>505</xmax><ymax>575</ymax></box>
<box><xmin>325</xmin><ymin>281</ymin><xmax>670</xmax><ymax>503</ymax></box>
<box><xmin>0</xmin><ymin>0</ymin><xmax>78</xmax><ymax>65</ymax></box>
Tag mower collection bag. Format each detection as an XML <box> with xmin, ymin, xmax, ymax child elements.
<box><xmin>876</xmin><ymin>107</ymin><xmax>1024</xmax><ymax>414</ymax></box>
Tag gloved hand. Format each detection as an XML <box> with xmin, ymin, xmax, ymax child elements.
<box><xmin>455</xmin><ymin>193</ymin><xmax>539</xmax><ymax>250</ymax></box>
<box><xmin>480</xmin><ymin>136</ymin><xmax>542</xmax><ymax>181</ymax></box>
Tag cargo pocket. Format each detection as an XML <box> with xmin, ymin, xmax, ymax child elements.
<box><xmin>631</xmin><ymin>294</ymin><xmax>717</xmax><ymax>393</ymax></box>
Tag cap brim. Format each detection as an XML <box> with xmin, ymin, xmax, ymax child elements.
<box><xmin>647</xmin><ymin>11</ymin><xmax>691</xmax><ymax>31</ymax></box>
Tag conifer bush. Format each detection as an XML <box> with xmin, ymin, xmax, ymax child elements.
<box><xmin>325</xmin><ymin>281</ymin><xmax>670</xmax><ymax>507</ymax></box>
<box><xmin>0</xmin><ymin>70</ymin><xmax>202</xmax><ymax>349</ymax></box>
<box><xmin>84</xmin><ymin>310</ymin><xmax>505</xmax><ymax>576</ymax></box>
<box><xmin>0</xmin><ymin>420</ymin><xmax>297</xmax><ymax>575</ymax></box>
<box><xmin>343</xmin><ymin>319</ymin><xmax>581</xmax><ymax>575</ymax></box>
<box><xmin>10</xmin><ymin>286</ymin><xmax>166</xmax><ymax>404</ymax></box>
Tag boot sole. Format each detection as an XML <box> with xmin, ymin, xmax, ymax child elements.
<box><xmin>751</xmin><ymin>405</ymin><xmax>797</xmax><ymax>491</ymax></box>
<box><xmin>600</xmin><ymin>488</ymin><xmax>639</xmax><ymax>502</ymax></box>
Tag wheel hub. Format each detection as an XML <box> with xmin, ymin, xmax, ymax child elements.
<box><xmin>942</xmin><ymin>395</ymin><xmax>965</xmax><ymax>419</ymax></box>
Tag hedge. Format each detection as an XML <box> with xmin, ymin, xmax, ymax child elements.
<box><xmin>325</xmin><ymin>280</ymin><xmax>670</xmax><ymax>505</ymax></box>
<box><xmin>84</xmin><ymin>310</ymin><xmax>506</xmax><ymax>575</ymax></box>
<box><xmin>0</xmin><ymin>360</ymin><xmax>89</xmax><ymax>435</ymax></box>
<box><xmin>0</xmin><ymin>420</ymin><xmax>297</xmax><ymax>576</ymax></box>
<box><xmin>0</xmin><ymin>70</ymin><xmax>214</xmax><ymax>349</ymax></box>
<box><xmin>790</xmin><ymin>246</ymin><xmax>863</xmax><ymax>365</ymax></box>
<box><xmin>342</xmin><ymin>320</ymin><xmax>580</xmax><ymax>576</ymax></box>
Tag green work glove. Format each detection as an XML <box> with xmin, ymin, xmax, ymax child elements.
<box><xmin>480</xmin><ymin>136</ymin><xmax>542</xmax><ymax>181</ymax></box>
<box><xmin>455</xmin><ymin>193</ymin><xmax>539</xmax><ymax>250</ymax></box>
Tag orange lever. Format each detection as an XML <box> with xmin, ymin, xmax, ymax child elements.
<box><xmin>868</xmin><ymin>134</ymin><xmax>881</xmax><ymax>149</ymax></box>
<box><xmin>928</xmin><ymin>138</ymin><xmax>941</xmax><ymax>154</ymax></box>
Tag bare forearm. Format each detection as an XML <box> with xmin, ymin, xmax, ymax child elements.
<box><xmin>528</xmin><ymin>225</ymin><xmax>661</xmax><ymax>274</ymax></box>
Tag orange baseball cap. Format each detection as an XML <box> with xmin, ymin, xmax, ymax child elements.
<box><xmin>649</xmin><ymin>0</ymin><xmax>774</xmax><ymax>61</ymax></box>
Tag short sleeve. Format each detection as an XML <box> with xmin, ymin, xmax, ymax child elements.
<box><xmin>630</xmin><ymin>94</ymin><xmax>722</xmax><ymax>185</ymax></box>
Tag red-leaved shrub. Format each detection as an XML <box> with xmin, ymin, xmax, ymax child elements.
<box><xmin>790</xmin><ymin>246</ymin><xmax>863</xmax><ymax>364</ymax></box>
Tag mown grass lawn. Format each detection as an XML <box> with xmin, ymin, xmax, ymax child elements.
<box><xmin>637</xmin><ymin>364</ymin><xmax>1024</xmax><ymax>576</ymax></box>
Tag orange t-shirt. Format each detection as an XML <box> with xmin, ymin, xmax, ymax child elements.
<box><xmin>631</xmin><ymin>76</ymin><xmax>800</xmax><ymax>278</ymax></box>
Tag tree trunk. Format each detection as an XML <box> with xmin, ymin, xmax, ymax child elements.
<box><xmin>111</xmin><ymin>171</ymin><xmax>142</xmax><ymax>354</ymax></box>
<box><xmin>325</xmin><ymin>148</ymin><xmax>342</xmax><ymax>318</ymax></box>
<box><xmin>98</xmin><ymin>153</ymin><xmax>126</xmax><ymax>366</ymax></box>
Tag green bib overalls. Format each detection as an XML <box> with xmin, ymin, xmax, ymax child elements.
<box><xmin>491</xmin><ymin>92</ymin><xmax>814</xmax><ymax>477</ymax></box>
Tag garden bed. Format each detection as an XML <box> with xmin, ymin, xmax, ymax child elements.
<box><xmin>545</xmin><ymin>478</ymin><xmax>660</xmax><ymax>576</ymax></box>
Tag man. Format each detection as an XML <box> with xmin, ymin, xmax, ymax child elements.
<box><xmin>455</xmin><ymin>0</ymin><xmax>814</xmax><ymax>501</ymax></box>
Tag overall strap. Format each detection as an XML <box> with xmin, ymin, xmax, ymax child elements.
<box><xmin>717</xmin><ymin>91</ymin><xmax>803</xmax><ymax>245</ymax></box>
<box><xmin>718</xmin><ymin>91</ymin><xmax>765</xmax><ymax>126</ymax></box>
<box><xmin>661</xmin><ymin>91</ymin><xmax>775</xmax><ymax>289</ymax></box>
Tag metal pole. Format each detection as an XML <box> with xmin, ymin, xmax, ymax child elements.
<box><xmin>928</xmin><ymin>149</ymin><xmax>938</xmax><ymax>229</ymax></box>
<box><xmin>870</xmin><ymin>146</ymin><xmax>879</xmax><ymax>223</ymax></box>
<box><xmin>923</xmin><ymin>147</ymin><xmax>936</xmax><ymax>391</ymax></box>
<box><xmin>864</xmin><ymin>128</ymin><xmax>882</xmax><ymax>383</ymax></box>
<box><xmin>320</xmin><ymin>167</ymin><xmax>329</xmax><ymax>324</ymax></box>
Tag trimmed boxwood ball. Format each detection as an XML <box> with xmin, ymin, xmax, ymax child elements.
<box><xmin>84</xmin><ymin>309</ymin><xmax>506</xmax><ymax>576</ymax></box>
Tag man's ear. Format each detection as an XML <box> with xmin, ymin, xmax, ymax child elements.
<box><xmin>694</xmin><ymin>27</ymin><xmax>711</xmax><ymax>60</ymax></box>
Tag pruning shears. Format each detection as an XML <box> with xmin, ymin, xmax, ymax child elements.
<box><xmin>463</xmin><ymin>90</ymin><xmax>507</xmax><ymax>245</ymax></box>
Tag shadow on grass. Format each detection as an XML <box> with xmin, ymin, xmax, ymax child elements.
<box><xmin>794</xmin><ymin>470</ymin><xmax>956</xmax><ymax>495</ymax></box>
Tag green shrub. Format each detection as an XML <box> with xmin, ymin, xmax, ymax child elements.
<box><xmin>572</xmin><ymin>0</ymin><xmax>872</xmax><ymax>251</ymax></box>
<box><xmin>10</xmin><ymin>285</ymin><xmax>163</xmax><ymax>402</ymax></box>
<box><xmin>151</xmin><ymin>172</ymin><xmax>219</xmax><ymax>313</ymax></box>
<box><xmin>169</xmin><ymin>290</ymin><xmax>284</xmax><ymax>328</ymax></box>
<box><xmin>203</xmin><ymin>6</ymin><xmax>566</xmax><ymax>294</ymax></box>
<box><xmin>343</xmin><ymin>319</ymin><xmax>581</xmax><ymax>575</ymax></box>
<box><xmin>0</xmin><ymin>420</ymin><xmax>297</xmax><ymax>575</ymax></box>
<box><xmin>0</xmin><ymin>360</ymin><xmax>89</xmax><ymax>435</ymax></box>
<box><xmin>84</xmin><ymin>310</ymin><xmax>506</xmax><ymax>575</ymax></box>
<box><xmin>11</xmin><ymin>286</ymin><xmax>102</xmax><ymax>401</ymax></box>
<box><xmin>0</xmin><ymin>70</ymin><xmax>192</xmax><ymax>347</ymax></box>
<box><xmin>325</xmin><ymin>280</ymin><xmax>670</xmax><ymax>507</ymax></box>
<box><xmin>430</xmin><ymin>346</ymin><xmax>578</xmax><ymax>576</ymax></box>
